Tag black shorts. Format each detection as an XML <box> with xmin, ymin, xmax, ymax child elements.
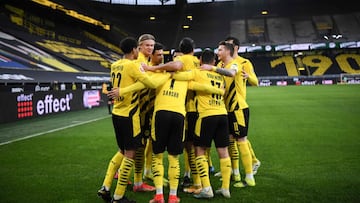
<box><xmin>185</xmin><ymin>112</ymin><xmax>198</xmax><ymax>142</ymax></box>
<box><xmin>194</xmin><ymin>115</ymin><xmax>229</xmax><ymax>148</ymax></box>
<box><xmin>152</xmin><ymin>110</ymin><xmax>185</xmax><ymax>155</ymax></box>
<box><xmin>112</xmin><ymin>114</ymin><xmax>142</xmax><ymax>151</ymax></box>
<box><xmin>228</xmin><ymin>108</ymin><xmax>250</xmax><ymax>138</ymax></box>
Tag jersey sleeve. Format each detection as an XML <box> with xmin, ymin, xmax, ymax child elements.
<box><xmin>243</xmin><ymin>60</ymin><xmax>259</xmax><ymax>86</ymax></box>
<box><xmin>119</xmin><ymin>82</ymin><xmax>146</xmax><ymax>96</ymax></box>
<box><xmin>172</xmin><ymin>70</ymin><xmax>195</xmax><ymax>81</ymax></box>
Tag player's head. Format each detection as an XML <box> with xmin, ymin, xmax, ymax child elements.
<box><xmin>179</xmin><ymin>37</ymin><xmax>195</xmax><ymax>54</ymax></box>
<box><xmin>225</xmin><ymin>36</ymin><xmax>240</xmax><ymax>54</ymax></box>
<box><xmin>172</xmin><ymin>48</ymin><xmax>183</xmax><ymax>58</ymax></box>
<box><xmin>217</xmin><ymin>40</ymin><xmax>234</xmax><ymax>61</ymax></box>
<box><xmin>151</xmin><ymin>42</ymin><xmax>164</xmax><ymax>65</ymax></box>
<box><xmin>138</xmin><ymin>34</ymin><xmax>155</xmax><ymax>57</ymax></box>
<box><xmin>200</xmin><ymin>49</ymin><xmax>216</xmax><ymax>65</ymax></box>
<box><xmin>120</xmin><ymin>37</ymin><xmax>138</xmax><ymax>57</ymax></box>
<box><xmin>225</xmin><ymin>36</ymin><xmax>240</xmax><ymax>46</ymax></box>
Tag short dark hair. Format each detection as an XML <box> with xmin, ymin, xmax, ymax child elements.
<box><xmin>200</xmin><ymin>49</ymin><xmax>215</xmax><ymax>65</ymax></box>
<box><xmin>120</xmin><ymin>37</ymin><xmax>138</xmax><ymax>54</ymax></box>
<box><xmin>219</xmin><ymin>40</ymin><xmax>234</xmax><ymax>56</ymax></box>
<box><xmin>153</xmin><ymin>42</ymin><xmax>164</xmax><ymax>54</ymax></box>
<box><xmin>225</xmin><ymin>36</ymin><xmax>240</xmax><ymax>47</ymax></box>
<box><xmin>179</xmin><ymin>37</ymin><xmax>195</xmax><ymax>54</ymax></box>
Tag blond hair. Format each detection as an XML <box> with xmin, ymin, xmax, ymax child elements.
<box><xmin>138</xmin><ymin>34</ymin><xmax>155</xmax><ymax>44</ymax></box>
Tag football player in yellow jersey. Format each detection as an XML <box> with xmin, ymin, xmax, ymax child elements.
<box><xmin>142</xmin><ymin>37</ymin><xmax>203</xmax><ymax>194</ymax></box>
<box><xmin>131</xmin><ymin>34</ymin><xmax>157</xmax><ymax>193</ymax></box>
<box><xmin>172</xmin><ymin>49</ymin><xmax>232</xmax><ymax>199</ymax></box>
<box><xmin>97</xmin><ymin>37</ymin><xmax>171</xmax><ymax>203</ymax></box>
<box><xmin>97</xmin><ymin>35</ymin><xmax>156</xmax><ymax>203</ymax></box>
<box><xmin>143</xmin><ymin>42</ymin><xmax>169</xmax><ymax>187</ymax></box>
<box><xmin>201</xmin><ymin>41</ymin><xmax>256</xmax><ymax>187</ymax></box>
<box><xmin>225</xmin><ymin>36</ymin><xmax>261</xmax><ymax>176</ymax></box>
<box><xmin>171</xmin><ymin>48</ymin><xmax>192</xmax><ymax>187</ymax></box>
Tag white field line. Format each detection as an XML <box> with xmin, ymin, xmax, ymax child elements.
<box><xmin>0</xmin><ymin>115</ymin><xmax>110</xmax><ymax>146</ymax></box>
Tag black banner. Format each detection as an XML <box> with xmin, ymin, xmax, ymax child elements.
<box><xmin>0</xmin><ymin>89</ymin><xmax>108</xmax><ymax>123</ymax></box>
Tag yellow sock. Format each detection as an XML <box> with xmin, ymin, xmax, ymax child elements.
<box><xmin>134</xmin><ymin>147</ymin><xmax>145</xmax><ymax>185</ymax></box>
<box><xmin>168</xmin><ymin>154</ymin><xmax>180</xmax><ymax>194</ymax></box>
<box><xmin>220</xmin><ymin>157</ymin><xmax>231</xmax><ymax>189</ymax></box>
<box><xmin>144</xmin><ymin>139</ymin><xmax>153</xmax><ymax>174</ymax></box>
<box><xmin>103</xmin><ymin>151</ymin><xmax>123</xmax><ymax>189</ymax></box>
<box><xmin>183</xmin><ymin>149</ymin><xmax>190</xmax><ymax>176</ymax></box>
<box><xmin>229</xmin><ymin>137</ymin><xmax>239</xmax><ymax>174</ymax></box>
<box><xmin>114</xmin><ymin>157</ymin><xmax>134</xmax><ymax>199</ymax></box>
<box><xmin>189</xmin><ymin>148</ymin><xmax>201</xmax><ymax>186</ymax></box>
<box><xmin>195</xmin><ymin>155</ymin><xmax>210</xmax><ymax>188</ymax></box>
<box><xmin>237</xmin><ymin>140</ymin><xmax>252</xmax><ymax>174</ymax></box>
<box><xmin>247</xmin><ymin>140</ymin><xmax>259</xmax><ymax>163</ymax></box>
<box><xmin>152</xmin><ymin>153</ymin><xmax>164</xmax><ymax>193</ymax></box>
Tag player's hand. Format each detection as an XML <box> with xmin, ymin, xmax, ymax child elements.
<box><xmin>242</xmin><ymin>70</ymin><xmax>249</xmax><ymax>79</ymax></box>
<box><xmin>107</xmin><ymin>87</ymin><xmax>120</xmax><ymax>100</ymax></box>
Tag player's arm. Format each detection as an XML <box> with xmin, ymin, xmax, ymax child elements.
<box><xmin>131</xmin><ymin>63</ymin><xmax>171</xmax><ymax>88</ymax></box>
<box><xmin>138</xmin><ymin>72</ymin><xmax>171</xmax><ymax>88</ymax></box>
<box><xmin>107</xmin><ymin>82</ymin><xmax>145</xmax><ymax>100</ymax></box>
<box><xmin>142</xmin><ymin>61</ymin><xmax>183</xmax><ymax>72</ymax></box>
<box><xmin>119</xmin><ymin>82</ymin><xmax>146</xmax><ymax>96</ymax></box>
<box><xmin>188</xmin><ymin>81</ymin><xmax>225</xmax><ymax>95</ymax></box>
<box><xmin>243</xmin><ymin>62</ymin><xmax>259</xmax><ymax>86</ymax></box>
<box><xmin>109</xmin><ymin>72</ymin><xmax>171</xmax><ymax>99</ymax></box>
<box><xmin>172</xmin><ymin>70</ymin><xmax>195</xmax><ymax>81</ymax></box>
<box><xmin>200</xmin><ymin>64</ymin><xmax>236</xmax><ymax>77</ymax></box>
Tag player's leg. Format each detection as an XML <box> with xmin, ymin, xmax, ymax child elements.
<box><xmin>97</xmin><ymin>150</ymin><xmax>123</xmax><ymax>202</ymax></box>
<box><xmin>144</xmin><ymin>138</ymin><xmax>153</xmax><ymax>180</ymax></box>
<box><xmin>150</xmin><ymin>110</ymin><xmax>171</xmax><ymax>203</ymax></box>
<box><xmin>248</xmin><ymin>139</ymin><xmax>261</xmax><ymax>175</ymax></box>
<box><xmin>112</xmin><ymin>115</ymin><xmax>140</xmax><ymax>202</ymax></box>
<box><xmin>183</xmin><ymin>112</ymin><xmax>201</xmax><ymax>194</ymax></box>
<box><xmin>206</xmin><ymin>147</ymin><xmax>215</xmax><ymax>175</ymax></box>
<box><xmin>235</xmin><ymin>109</ymin><xmax>255</xmax><ymax>186</ymax></box>
<box><xmin>213</xmin><ymin>115</ymin><xmax>231</xmax><ymax>198</ymax></box>
<box><xmin>167</xmin><ymin>111</ymin><xmax>185</xmax><ymax>203</ymax></box>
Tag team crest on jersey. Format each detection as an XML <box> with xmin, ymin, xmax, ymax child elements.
<box><xmin>230</xmin><ymin>63</ymin><xmax>238</xmax><ymax>71</ymax></box>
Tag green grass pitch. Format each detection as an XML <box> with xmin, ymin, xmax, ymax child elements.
<box><xmin>0</xmin><ymin>85</ymin><xmax>359</xmax><ymax>203</ymax></box>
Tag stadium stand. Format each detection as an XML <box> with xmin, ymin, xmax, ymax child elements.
<box><xmin>267</xmin><ymin>17</ymin><xmax>295</xmax><ymax>44</ymax></box>
<box><xmin>230</xmin><ymin>20</ymin><xmax>247</xmax><ymax>45</ymax></box>
<box><xmin>313</xmin><ymin>15</ymin><xmax>334</xmax><ymax>39</ymax></box>
<box><xmin>333</xmin><ymin>14</ymin><xmax>360</xmax><ymax>41</ymax></box>
<box><xmin>1</xmin><ymin>0</ymin><xmax>359</xmax><ymax>77</ymax></box>
<box><xmin>247</xmin><ymin>18</ymin><xmax>266</xmax><ymax>44</ymax></box>
<box><xmin>292</xmin><ymin>17</ymin><xmax>317</xmax><ymax>43</ymax></box>
<box><xmin>0</xmin><ymin>1</ymin><xmax>121</xmax><ymax>73</ymax></box>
